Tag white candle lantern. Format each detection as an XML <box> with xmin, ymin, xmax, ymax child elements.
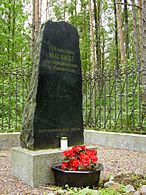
<box><xmin>61</xmin><ymin>137</ymin><xmax>68</xmax><ymax>151</ymax></box>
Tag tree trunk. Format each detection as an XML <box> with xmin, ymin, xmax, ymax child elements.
<box><xmin>101</xmin><ymin>30</ymin><xmax>105</xmax><ymax>74</ymax></box>
<box><xmin>46</xmin><ymin>0</ymin><xmax>48</xmax><ymax>20</ymax></box>
<box><xmin>63</xmin><ymin>0</ymin><xmax>66</xmax><ymax>20</ymax></box>
<box><xmin>97</xmin><ymin>0</ymin><xmax>101</xmax><ymax>71</ymax></box>
<box><xmin>35</xmin><ymin>0</ymin><xmax>40</xmax><ymax>34</ymax></box>
<box><xmin>116</xmin><ymin>0</ymin><xmax>126</xmax><ymax>64</ymax></box>
<box><xmin>131</xmin><ymin>0</ymin><xmax>140</xmax><ymax>64</ymax></box>
<box><xmin>138</xmin><ymin>0</ymin><xmax>142</xmax><ymax>53</ymax></box>
<box><xmin>93</xmin><ymin>0</ymin><xmax>101</xmax><ymax>71</ymax></box>
<box><xmin>74</xmin><ymin>0</ymin><xmax>77</xmax><ymax>16</ymax></box>
<box><xmin>141</xmin><ymin>0</ymin><xmax>146</xmax><ymax>122</ymax></box>
<box><xmin>12</xmin><ymin>0</ymin><xmax>16</xmax><ymax>62</ymax></box>
<box><xmin>8</xmin><ymin>0</ymin><xmax>11</xmax><ymax>62</ymax></box>
<box><xmin>114</xmin><ymin>0</ymin><xmax>119</xmax><ymax>69</ymax></box>
<box><xmin>124</xmin><ymin>0</ymin><xmax>129</xmax><ymax>60</ymax></box>
<box><xmin>31</xmin><ymin>0</ymin><xmax>40</xmax><ymax>59</ymax></box>
<box><xmin>40</xmin><ymin>0</ymin><xmax>42</xmax><ymax>24</ymax></box>
<box><xmin>89</xmin><ymin>0</ymin><xmax>96</xmax><ymax>72</ymax></box>
<box><xmin>31</xmin><ymin>0</ymin><xmax>35</xmax><ymax>59</ymax></box>
<box><xmin>74</xmin><ymin>0</ymin><xmax>77</xmax><ymax>27</ymax></box>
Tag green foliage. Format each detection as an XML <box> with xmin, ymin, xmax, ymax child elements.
<box><xmin>0</xmin><ymin>0</ymin><xmax>31</xmax><ymax>132</ymax></box>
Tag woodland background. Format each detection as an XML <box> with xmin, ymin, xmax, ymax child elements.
<box><xmin>0</xmin><ymin>0</ymin><xmax>146</xmax><ymax>133</ymax></box>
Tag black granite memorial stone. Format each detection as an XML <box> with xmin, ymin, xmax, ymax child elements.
<box><xmin>20</xmin><ymin>21</ymin><xmax>84</xmax><ymax>150</ymax></box>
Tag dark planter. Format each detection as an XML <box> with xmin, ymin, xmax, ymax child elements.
<box><xmin>52</xmin><ymin>164</ymin><xmax>103</xmax><ymax>188</ymax></box>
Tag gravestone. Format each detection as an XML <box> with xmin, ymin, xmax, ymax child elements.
<box><xmin>20</xmin><ymin>20</ymin><xmax>84</xmax><ymax>150</ymax></box>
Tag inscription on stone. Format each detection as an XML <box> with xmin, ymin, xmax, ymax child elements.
<box><xmin>47</xmin><ymin>46</ymin><xmax>78</xmax><ymax>73</ymax></box>
<box><xmin>20</xmin><ymin>21</ymin><xmax>84</xmax><ymax>149</ymax></box>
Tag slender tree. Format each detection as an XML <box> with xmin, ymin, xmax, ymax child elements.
<box><xmin>35</xmin><ymin>0</ymin><xmax>40</xmax><ymax>35</ymax></box>
<box><xmin>40</xmin><ymin>0</ymin><xmax>42</xmax><ymax>23</ymax></box>
<box><xmin>46</xmin><ymin>0</ymin><xmax>48</xmax><ymax>20</ymax></box>
<box><xmin>93</xmin><ymin>0</ymin><xmax>101</xmax><ymax>71</ymax></box>
<box><xmin>101</xmin><ymin>29</ymin><xmax>105</xmax><ymax>73</ymax></box>
<box><xmin>124</xmin><ymin>0</ymin><xmax>129</xmax><ymax>60</ymax></box>
<box><xmin>63</xmin><ymin>0</ymin><xmax>67</xmax><ymax>20</ymax></box>
<box><xmin>138</xmin><ymin>0</ymin><xmax>142</xmax><ymax>53</ymax></box>
<box><xmin>12</xmin><ymin>0</ymin><xmax>16</xmax><ymax>62</ymax></box>
<box><xmin>116</xmin><ymin>0</ymin><xmax>126</xmax><ymax>64</ymax></box>
<box><xmin>32</xmin><ymin>0</ymin><xmax>35</xmax><ymax>58</ymax></box>
<box><xmin>89</xmin><ymin>0</ymin><xmax>96</xmax><ymax>72</ymax></box>
<box><xmin>32</xmin><ymin>0</ymin><xmax>40</xmax><ymax>58</ymax></box>
<box><xmin>131</xmin><ymin>0</ymin><xmax>140</xmax><ymax>64</ymax></box>
<box><xmin>141</xmin><ymin>0</ymin><xmax>146</xmax><ymax>120</ymax></box>
<box><xmin>114</xmin><ymin>0</ymin><xmax>119</xmax><ymax>69</ymax></box>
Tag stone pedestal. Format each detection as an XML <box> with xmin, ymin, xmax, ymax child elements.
<box><xmin>11</xmin><ymin>147</ymin><xmax>64</xmax><ymax>187</ymax></box>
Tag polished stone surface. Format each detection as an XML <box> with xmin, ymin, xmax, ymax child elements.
<box><xmin>20</xmin><ymin>21</ymin><xmax>83</xmax><ymax>149</ymax></box>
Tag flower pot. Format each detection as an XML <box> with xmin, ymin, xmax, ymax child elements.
<box><xmin>52</xmin><ymin>163</ymin><xmax>103</xmax><ymax>188</ymax></box>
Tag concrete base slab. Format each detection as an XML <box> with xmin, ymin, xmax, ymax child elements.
<box><xmin>84</xmin><ymin>130</ymin><xmax>146</xmax><ymax>152</ymax></box>
<box><xmin>11</xmin><ymin>147</ymin><xmax>64</xmax><ymax>187</ymax></box>
<box><xmin>0</xmin><ymin>133</ymin><xmax>20</xmax><ymax>150</ymax></box>
<box><xmin>1</xmin><ymin>131</ymin><xmax>146</xmax><ymax>152</ymax></box>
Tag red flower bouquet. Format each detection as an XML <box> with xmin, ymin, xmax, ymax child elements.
<box><xmin>61</xmin><ymin>145</ymin><xmax>99</xmax><ymax>171</ymax></box>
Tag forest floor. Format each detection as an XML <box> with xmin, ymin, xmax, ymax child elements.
<box><xmin>0</xmin><ymin>145</ymin><xmax>146</xmax><ymax>195</ymax></box>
